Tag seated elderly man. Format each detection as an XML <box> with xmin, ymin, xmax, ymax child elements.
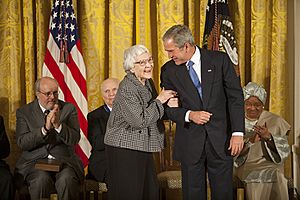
<box><xmin>15</xmin><ymin>76</ymin><xmax>84</xmax><ymax>200</ymax></box>
<box><xmin>86</xmin><ymin>77</ymin><xmax>120</xmax><ymax>183</ymax></box>
<box><xmin>234</xmin><ymin>82</ymin><xmax>290</xmax><ymax>200</ymax></box>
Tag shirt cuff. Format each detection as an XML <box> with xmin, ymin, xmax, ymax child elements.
<box><xmin>232</xmin><ymin>132</ymin><xmax>244</xmax><ymax>136</ymax></box>
<box><xmin>185</xmin><ymin>110</ymin><xmax>191</xmax><ymax>122</ymax></box>
<box><xmin>41</xmin><ymin>127</ymin><xmax>47</xmax><ymax>136</ymax></box>
<box><xmin>55</xmin><ymin>124</ymin><xmax>62</xmax><ymax>133</ymax></box>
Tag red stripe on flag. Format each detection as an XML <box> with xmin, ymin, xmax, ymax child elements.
<box><xmin>66</xmin><ymin>52</ymin><xmax>87</xmax><ymax>97</ymax></box>
<box><xmin>75</xmin><ymin>145</ymin><xmax>89</xmax><ymax>167</ymax></box>
<box><xmin>44</xmin><ymin>51</ymin><xmax>89</xmax><ymax>166</ymax></box>
<box><xmin>43</xmin><ymin>0</ymin><xmax>91</xmax><ymax>167</ymax></box>
<box><xmin>76</xmin><ymin>40</ymin><xmax>82</xmax><ymax>54</ymax></box>
<box><xmin>44</xmin><ymin>49</ymin><xmax>88</xmax><ymax>134</ymax></box>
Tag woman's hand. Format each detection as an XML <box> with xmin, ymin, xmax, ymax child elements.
<box><xmin>156</xmin><ymin>88</ymin><xmax>177</xmax><ymax>104</ymax></box>
<box><xmin>253</xmin><ymin>122</ymin><xmax>272</xmax><ymax>141</ymax></box>
<box><xmin>249</xmin><ymin>133</ymin><xmax>261</xmax><ymax>143</ymax></box>
<box><xmin>167</xmin><ymin>97</ymin><xmax>179</xmax><ymax>107</ymax></box>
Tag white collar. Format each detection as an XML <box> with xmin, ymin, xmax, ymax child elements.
<box><xmin>106</xmin><ymin>105</ymin><xmax>112</xmax><ymax>111</ymax></box>
<box><xmin>38</xmin><ymin>101</ymin><xmax>48</xmax><ymax>113</ymax></box>
<box><xmin>187</xmin><ymin>46</ymin><xmax>201</xmax><ymax>67</ymax></box>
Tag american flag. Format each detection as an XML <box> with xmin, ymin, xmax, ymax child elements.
<box><xmin>43</xmin><ymin>0</ymin><xmax>91</xmax><ymax>167</ymax></box>
<box><xmin>202</xmin><ymin>0</ymin><xmax>239</xmax><ymax>75</ymax></box>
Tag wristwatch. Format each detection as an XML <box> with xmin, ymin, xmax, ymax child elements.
<box><xmin>265</xmin><ymin>136</ymin><xmax>272</xmax><ymax>142</ymax></box>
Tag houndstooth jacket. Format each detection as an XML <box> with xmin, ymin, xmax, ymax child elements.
<box><xmin>104</xmin><ymin>73</ymin><xmax>165</xmax><ymax>152</ymax></box>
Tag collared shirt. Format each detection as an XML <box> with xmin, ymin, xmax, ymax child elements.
<box><xmin>185</xmin><ymin>46</ymin><xmax>201</xmax><ymax>122</ymax></box>
<box><xmin>186</xmin><ymin>46</ymin><xmax>201</xmax><ymax>82</ymax></box>
<box><xmin>184</xmin><ymin>47</ymin><xmax>243</xmax><ymax>136</ymax></box>
<box><xmin>39</xmin><ymin>103</ymin><xmax>62</xmax><ymax>159</ymax></box>
<box><xmin>104</xmin><ymin>104</ymin><xmax>112</xmax><ymax>113</ymax></box>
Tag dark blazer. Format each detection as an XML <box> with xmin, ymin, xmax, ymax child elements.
<box><xmin>161</xmin><ymin>48</ymin><xmax>245</xmax><ymax>165</ymax></box>
<box><xmin>87</xmin><ymin>105</ymin><xmax>110</xmax><ymax>182</ymax></box>
<box><xmin>0</xmin><ymin>115</ymin><xmax>10</xmax><ymax>167</ymax></box>
<box><xmin>15</xmin><ymin>99</ymin><xmax>84</xmax><ymax>182</ymax></box>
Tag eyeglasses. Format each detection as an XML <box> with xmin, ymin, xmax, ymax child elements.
<box><xmin>134</xmin><ymin>57</ymin><xmax>154</xmax><ymax>66</ymax></box>
<box><xmin>39</xmin><ymin>90</ymin><xmax>59</xmax><ymax>97</ymax></box>
<box><xmin>245</xmin><ymin>102</ymin><xmax>263</xmax><ymax>108</ymax></box>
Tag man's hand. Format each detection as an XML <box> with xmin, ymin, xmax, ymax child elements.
<box><xmin>228</xmin><ymin>135</ymin><xmax>244</xmax><ymax>156</ymax></box>
<box><xmin>51</xmin><ymin>104</ymin><xmax>60</xmax><ymax>129</ymax></box>
<box><xmin>45</xmin><ymin>112</ymin><xmax>53</xmax><ymax>131</ymax></box>
<box><xmin>189</xmin><ymin>111</ymin><xmax>212</xmax><ymax>125</ymax></box>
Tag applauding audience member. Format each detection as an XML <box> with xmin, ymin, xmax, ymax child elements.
<box><xmin>235</xmin><ymin>82</ymin><xmax>290</xmax><ymax>200</ymax></box>
<box><xmin>15</xmin><ymin>77</ymin><xmax>84</xmax><ymax>200</ymax></box>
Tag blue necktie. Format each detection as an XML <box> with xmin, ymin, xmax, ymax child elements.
<box><xmin>188</xmin><ymin>61</ymin><xmax>202</xmax><ymax>98</ymax></box>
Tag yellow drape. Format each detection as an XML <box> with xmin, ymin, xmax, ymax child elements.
<box><xmin>0</xmin><ymin>0</ymin><xmax>290</xmax><ymax>176</ymax></box>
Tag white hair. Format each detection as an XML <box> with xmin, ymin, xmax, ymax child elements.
<box><xmin>123</xmin><ymin>44</ymin><xmax>149</xmax><ymax>73</ymax></box>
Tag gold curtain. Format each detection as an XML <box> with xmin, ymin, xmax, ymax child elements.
<box><xmin>0</xmin><ymin>0</ymin><xmax>290</xmax><ymax>175</ymax></box>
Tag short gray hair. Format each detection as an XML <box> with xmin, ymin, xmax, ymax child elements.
<box><xmin>101</xmin><ymin>77</ymin><xmax>120</xmax><ymax>93</ymax></box>
<box><xmin>35</xmin><ymin>77</ymin><xmax>58</xmax><ymax>94</ymax></box>
<box><xmin>123</xmin><ymin>44</ymin><xmax>149</xmax><ymax>72</ymax></box>
<box><xmin>35</xmin><ymin>78</ymin><xmax>42</xmax><ymax>93</ymax></box>
<box><xmin>162</xmin><ymin>24</ymin><xmax>195</xmax><ymax>48</ymax></box>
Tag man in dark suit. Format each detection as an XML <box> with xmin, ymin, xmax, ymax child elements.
<box><xmin>0</xmin><ymin>115</ymin><xmax>14</xmax><ymax>200</ymax></box>
<box><xmin>87</xmin><ymin>78</ymin><xmax>119</xmax><ymax>183</ymax></box>
<box><xmin>160</xmin><ymin>25</ymin><xmax>245</xmax><ymax>200</ymax></box>
<box><xmin>15</xmin><ymin>76</ymin><xmax>84</xmax><ymax>200</ymax></box>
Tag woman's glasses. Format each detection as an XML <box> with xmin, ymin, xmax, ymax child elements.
<box><xmin>134</xmin><ymin>57</ymin><xmax>154</xmax><ymax>67</ymax></box>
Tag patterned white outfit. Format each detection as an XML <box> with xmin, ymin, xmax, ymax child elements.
<box><xmin>235</xmin><ymin>110</ymin><xmax>290</xmax><ymax>200</ymax></box>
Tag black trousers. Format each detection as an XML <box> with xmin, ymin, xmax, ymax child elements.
<box><xmin>26</xmin><ymin>164</ymin><xmax>81</xmax><ymax>200</ymax></box>
<box><xmin>0</xmin><ymin>166</ymin><xmax>14</xmax><ymax>200</ymax></box>
<box><xmin>106</xmin><ymin>145</ymin><xmax>159</xmax><ymax>200</ymax></box>
<box><xmin>181</xmin><ymin>136</ymin><xmax>233</xmax><ymax>200</ymax></box>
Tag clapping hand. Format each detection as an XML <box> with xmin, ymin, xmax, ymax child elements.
<box><xmin>249</xmin><ymin>133</ymin><xmax>261</xmax><ymax>143</ymax></box>
<box><xmin>253</xmin><ymin>122</ymin><xmax>271</xmax><ymax>141</ymax></box>
<box><xmin>51</xmin><ymin>104</ymin><xmax>60</xmax><ymax>129</ymax></box>
<box><xmin>45</xmin><ymin>104</ymin><xmax>60</xmax><ymax>131</ymax></box>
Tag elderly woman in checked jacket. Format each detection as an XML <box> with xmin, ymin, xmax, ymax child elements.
<box><xmin>104</xmin><ymin>44</ymin><xmax>178</xmax><ymax>200</ymax></box>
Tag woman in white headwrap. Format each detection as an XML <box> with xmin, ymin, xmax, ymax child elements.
<box><xmin>234</xmin><ymin>82</ymin><xmax>290</xmax><ymax>200</ymax></box>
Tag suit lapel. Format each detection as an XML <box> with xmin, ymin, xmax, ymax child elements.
<box><xmin>200</xmin><ymin>49</ymin><xmax>215</xmax><ymax>109</ymax></box>
<box><xmin>175</xmin><ymin>64</ymin><xmax>202</xmax><ymax>106</ymax></box>
<box><xmin>32</xmin><ymin>100</ymin><xmax>46</xmax><ymax>126</ymax></box>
